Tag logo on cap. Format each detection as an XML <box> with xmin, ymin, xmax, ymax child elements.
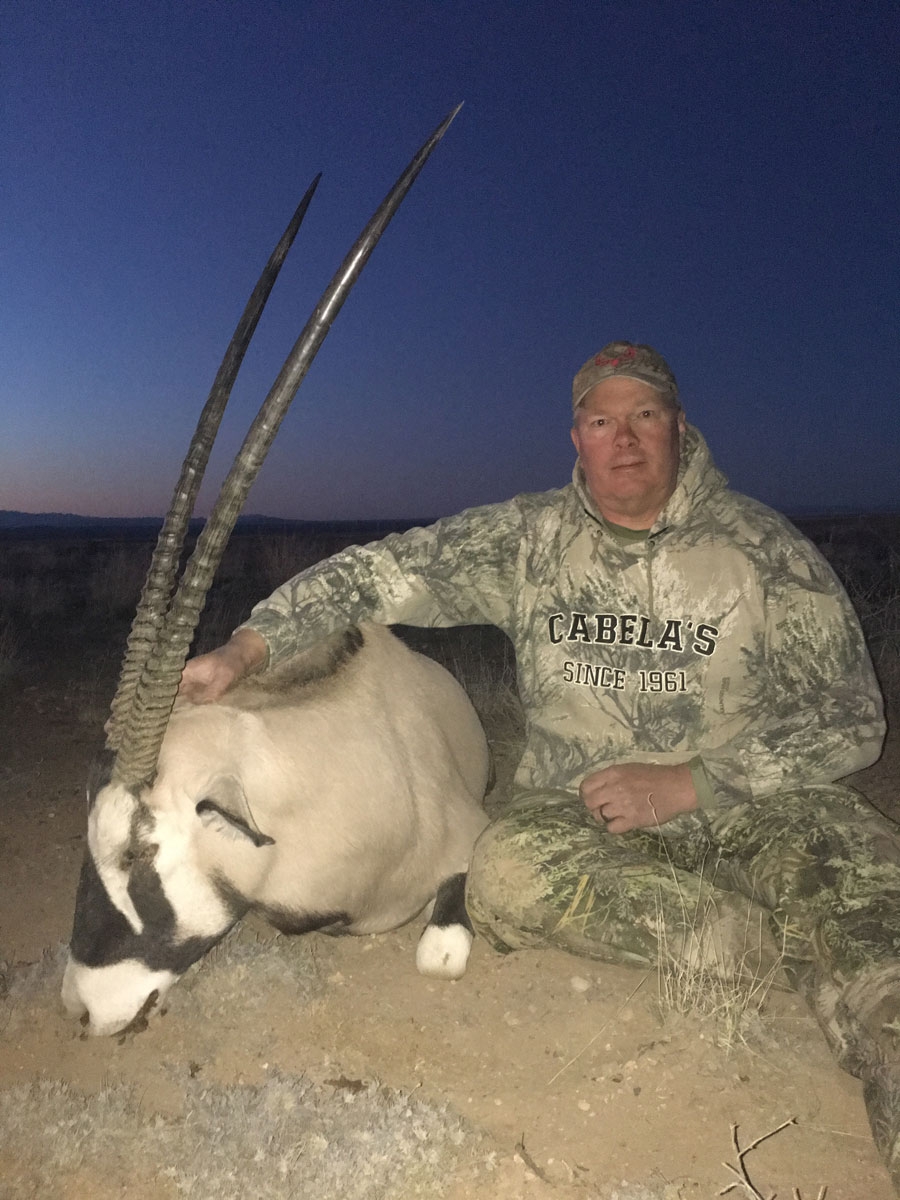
<box><xmin>593</xmin><ymin>347</ymin><xmax>637</xmax><ymax>369</ymax></box>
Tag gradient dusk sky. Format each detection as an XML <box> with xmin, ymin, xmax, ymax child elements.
<box><xmin>3</xmin><ymin>1</ymin><xmax>898</xmax><ymax>521</ymax></box>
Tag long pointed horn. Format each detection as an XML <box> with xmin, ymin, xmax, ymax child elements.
<box><xmin>112</xmin><ymin>105</ymin><xmax>462</xmax><ymax>791</ymax></box>
<box><xmin>105</xmin><ymin>176</ymin><xmax>321</xmax><ymax>751</ymax></box>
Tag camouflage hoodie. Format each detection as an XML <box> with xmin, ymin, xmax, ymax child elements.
<box><xmin>241</xmin><ymin>424</ymin><xmax>885</xmax><ymax>813</ymax></box>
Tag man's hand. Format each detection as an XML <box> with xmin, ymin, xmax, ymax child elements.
<box><xmin>178</xmin><ymin>628</ymin><xmax>268</xmax><ymax>704</ymax></box>
<box><xmin>579</xmin><ymin>762</ymin><xmax>698</xmax><ymax>834</ymax></box>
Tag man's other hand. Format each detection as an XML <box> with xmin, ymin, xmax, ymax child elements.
<box><xmin>579</xmin><ymin>762</ymin><xmax>698</xmax><ymax>833</ymax></box>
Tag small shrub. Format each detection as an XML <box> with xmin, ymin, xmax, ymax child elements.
<box><xmin>257</xmin><ymin>532</ymin><xmax>340</xmax><ymax>591</ymax></box>
<box><xmin>86</xmin><ymin>545</ymin><xmax>152</xmax><ymax>621</ymax></box>
<box><xmin>0</xmin><ymin>615</ymin><xmax>22</xmax><ymax>682</ymax></box>
<box><xmin>844</xmin><ymin>555</ymin><xmax>900</xmax><ymax>705</ymax></box>
<box><xmin>1</xmin><ymin>572</ymin><xmax>64</xmax><ymax>623</ymax></box>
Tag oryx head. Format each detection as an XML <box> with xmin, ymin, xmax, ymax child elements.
<box><xmin>62</xmin><ymin>745</ymin><xmax>280</xmax><ymax>1035</ymax></box>
<box><xmin>62</xmin><ymin>108</ymin><xmax>461</xmax><ymax>1037</ymax></box>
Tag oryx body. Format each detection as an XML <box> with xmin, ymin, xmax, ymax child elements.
<box><xmin>64</xmin><ymin>623</ymin><xmax>490</xmax><ymax>1036</ymax></box>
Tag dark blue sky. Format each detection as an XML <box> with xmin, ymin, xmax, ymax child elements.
<box><xmin>4</xmin><ymin>1</ymin><xmax>898</xmax><ymax>519</ymax></box>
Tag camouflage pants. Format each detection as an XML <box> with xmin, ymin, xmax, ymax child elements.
<box><xmin>466</xmin><ymin>784</ymin><xmax>900</xmax><ymax>1081</ymax></box>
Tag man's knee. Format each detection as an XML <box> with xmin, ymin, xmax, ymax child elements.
<box><xmin>466</xmin><ymin>813</ymin><xmax>551</xmax><ymax>949</ymax></box>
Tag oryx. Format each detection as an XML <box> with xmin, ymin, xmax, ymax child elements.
<box><xmin>62</xmin><ymin>108</ymin><xmax>491</xmax><ymax>1038</ymax></box>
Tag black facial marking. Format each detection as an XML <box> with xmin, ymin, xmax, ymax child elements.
<box><xmin>68</xmin><ymin>849</ymin><xmax>241</xmax><ymax>974</ymax></box>
<box><xmin>69</xmin><ymin>851</ymin><xmax>137</xmax><ymax>966</ymax></box>
<box><xmin>211</xmin><ymin>872</ymin><xmax>251</xmax><ymax>915</ymax></box>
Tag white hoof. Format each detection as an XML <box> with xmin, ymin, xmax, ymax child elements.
<box><xmin>415</xmin><ymin>923</ymin><xmax>473</xmax><ymax>980</ymax></box>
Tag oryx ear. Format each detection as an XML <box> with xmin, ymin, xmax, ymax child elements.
<box><xmin>196</xmin><ymin>799</ymin><xmax>275</xmax><ymax>847</ymax></box>
<box><xmin>196</xmin><ymin>776</ymin><xmax>275</xmax><ymax>848</ymax></box>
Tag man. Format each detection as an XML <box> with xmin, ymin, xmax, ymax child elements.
<box><xmin>181</xmin><ymin>342</ymin><xmax>899</xmax><ymax>1187</ymax></box>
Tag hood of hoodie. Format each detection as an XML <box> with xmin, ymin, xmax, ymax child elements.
<box><xmin>572</xmin><ymin>422</ymin><xmax>729</xmax><ymax>536</ymax></box>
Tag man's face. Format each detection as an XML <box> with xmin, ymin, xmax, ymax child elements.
<box><xmin>571</xmin><ymin>377</ymin><xmax>685</xmax><ymax>529</ymax></box>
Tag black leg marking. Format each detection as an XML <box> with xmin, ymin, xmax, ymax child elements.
<box><xmin>428</xmin><ymin>872</ymin><xmax>473</xmax><ymax>933</ymax></box>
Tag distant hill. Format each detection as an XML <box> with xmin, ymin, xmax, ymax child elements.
<box><xmin>0</xmin><ymin>511</ymin><xmax>433</xmax><ymax>538</ymax></box>
<box><xmin>2</xmin><ymin>508</ymin><xmax>896</xmax><ymax>547</ymax></box>
<box><xmin>0</xmin><ymin>510</ymin><xmax>295</xmax><ymax>530</ymax></box>
<box><xmin>0</xmin><ymin>510</ymin><xmax>162</xmax><ymax>530</ymax></box>
<box><xmin>5</xmin><ymin>506</ymin><xmax>897</xmax><ymax>529</ymax></box>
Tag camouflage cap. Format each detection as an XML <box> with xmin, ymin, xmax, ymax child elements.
<box><xmin>572</xmin><ymin>341</ymin><xmax>678</xmax><ymax>410</ymax></box>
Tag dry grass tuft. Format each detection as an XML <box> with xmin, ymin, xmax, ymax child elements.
<box><xmin>654</xmin><ymin>860</ymin><xmax>785</xmax><ymax>1053</ymax></box>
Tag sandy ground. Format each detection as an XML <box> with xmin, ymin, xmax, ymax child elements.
<box><xmin>1</xmin><ymin>588</ymin><xmax>898</xmax><ymax>1198</ymax></box>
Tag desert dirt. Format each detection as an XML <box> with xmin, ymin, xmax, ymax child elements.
<box><xmin>0</xmin><ymin>525</ymin><xmax>898</xmax><ymax>1199</ymax></box>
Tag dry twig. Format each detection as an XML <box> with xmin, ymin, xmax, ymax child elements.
<box><xmin>718</xmin><ymin>1117</ymin><xmax>827</xmax><ymax>1199</ymax></box>
<box><xmin>514</xmin><ymin>1133</ymin><xmax>552</xmax><ymax>1183</ymax></box>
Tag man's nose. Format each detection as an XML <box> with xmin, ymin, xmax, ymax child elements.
<box><xmin>614</xmin><ymin>419</ymin><xmax>637</xmax><ymax>445</ymax></box>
